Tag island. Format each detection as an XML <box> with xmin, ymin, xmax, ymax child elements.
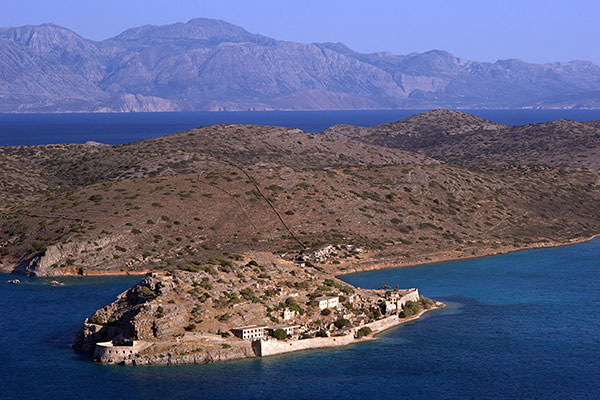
<box><xmin>73</xmin><ymin>251</ymin><xmax>442</xmax><ymax>365</ymax></box>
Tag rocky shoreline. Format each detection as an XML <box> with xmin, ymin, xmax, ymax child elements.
<box><xmin>5</xmin><ymin>233</ymin><xmax>595</xmax><ymax>278</ymax></box>
<box><xmin>333</xmin><ymin>233</ymin><xmax>600</xmax><ymax>276</ymax></box>
<box><xmin>126</xmin><ymin>304</ymin><xmax>443</xmax><ymax>366</ymax></box>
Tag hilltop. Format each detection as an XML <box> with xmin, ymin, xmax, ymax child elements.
<box><xmin>322</xmin><ymin>110</ymin><xmax>600</xmax><ymax>169</ymax></box>
<box><xmin>1</xmin><ymin>19</ymin><xmax>600</xmax><ymax>112</ymax></box>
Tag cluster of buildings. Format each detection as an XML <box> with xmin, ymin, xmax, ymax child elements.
<box><xmin>231</xmin><ymin>324</ymin><xmax>300</xmax><ymax>340</ymax></box>
<box><xmin>232</xmin><ymin>288</ymin><xmax>421</xmax><ymax>342</ymax></box>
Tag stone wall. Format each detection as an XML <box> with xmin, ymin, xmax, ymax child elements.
<box><xmin>361</xmin><ymin>315</ymin><xmax>399</xmax><ymax>333</ymax></box>
<box><xmin>93</xmin><ymin>340</ymin><xmax>151</xmax><ymax>364</ymax></box>
<box><xmin>255</xmin><ymin>314</ymin><xmax>405</xmax><ymax>357</ymax></box>
<box><xmin>255</xmin><ymin>334</ymin><xmax>356</xmax><ymax>357</ymax></box>
<box><xmin>398</xmin><ymin>288</ymin><xmax>420</xmax><ymax>308</ymax></box>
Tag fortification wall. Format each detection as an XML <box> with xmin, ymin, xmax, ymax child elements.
<box><xmin>361</xmin><ymin>315</ymin><xmax>399</xmax><ymax>332</ymax></box>
<box><xmin>256</xmin><ymin>315</ymin><xmax>405</xmax><ymax>357</ymax></box>
<box><xmin>255</xmin><ymin>334</ymin><xmax>356</xmax><ymax>357</ymax></box>
<box><xmin>93</xmin><ymin>341</ymin><xmax>151</xmax><ymax>364</ymax></box>
<box><xmin>398</xmin><ymin>289</ymin><xmax>420</xmax><ymax>308</ymax></box>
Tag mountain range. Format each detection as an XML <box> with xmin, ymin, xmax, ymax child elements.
<box><xmin>1</xmin><ymin>18</ymin><xmax>600</xmax><ymax>112</ymax></box>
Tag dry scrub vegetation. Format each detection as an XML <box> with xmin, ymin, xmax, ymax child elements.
<box><xmin>1</xmin><ymin>111</ymin><xmax>599</xmax><ymax>276</ymax></box>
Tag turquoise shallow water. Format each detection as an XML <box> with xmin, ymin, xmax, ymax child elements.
<box><xmin>1</xmin><ymin>239</ymin><xmax>599</xmax><ymax>400</ymax></box>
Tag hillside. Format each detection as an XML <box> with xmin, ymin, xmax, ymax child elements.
<box><xmin>1</xmin><ymin>122</ymin><xmax>599</xmax><ymax>277</ymax></box>
<box><xmin>1</xmin><ymin>19</ymin><xmax>600</xmax><ymax>112</ymax></box>
<box><xmin>322</xmin><ymin>110</ymin><xmax>600</xmax><ymax>169</ymax></box>
<box><xmin>0</xmin><ymin>124</ymin><xmax>430</xmax><ymax>209</ymax></box>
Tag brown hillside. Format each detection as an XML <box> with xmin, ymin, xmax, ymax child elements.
<box><xmin>2</xmin><ymin>162</ymin><xmax>598</xmax><ymax>276</ymax></box>
<box><xmin>322</xmin><ymin>110</ymin><xmax>600</xmax><ymax>169</ymax></box>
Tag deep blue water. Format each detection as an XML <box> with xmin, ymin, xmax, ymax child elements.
<box><xmin>1</xmin><ymin>239</ymin><xmax>599</xmax><ymax>400</ymax></box>
<box><xmin>1</xmin><ymin>109</ymin><xmax>600</xmax><ymax>146</ymax></box>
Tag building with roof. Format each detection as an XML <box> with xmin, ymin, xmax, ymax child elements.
<box><xmin>231</xmin><ymin>325</ymin><xmax>268</xmax><ymax>340</ymax></box>
<box><xmin>315</xmin><ymin>295</ymin><xmax>339</xmax><ymax>310</ymax></box>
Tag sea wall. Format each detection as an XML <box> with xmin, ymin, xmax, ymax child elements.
<box><xmin>361</xmin><ymin>315</ymin><xmax>400</xmax><ymax>332</ymax></box>
<box><xmin>398</xmin><ymin>289</ymin><xmax>420</xmax><ymax>308</ymax></box>
<box><xmin>254</xmin><ymin>334</ymin><xmax>356</xmax><ymax>357</ymax></box>
<box><xmin>255</xmin><ymin>303</ymin><xmax>441</xmax><ymax>359</ymax></box>
<box><xmin>255</xmin><ymin>315</ymin><xmax>404</xmax><ymax>357</ymax></box>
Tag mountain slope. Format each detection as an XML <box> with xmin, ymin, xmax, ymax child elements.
<box><xmin>0</xmin><ymin>19</ymin><xmax>599</xmax><ymax>112</ymax></box>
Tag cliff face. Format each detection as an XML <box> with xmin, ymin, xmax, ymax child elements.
<box><xmin>1</xmin><ymin>19</ymin><xmax>600</xmax><ymax>112</ymax></box>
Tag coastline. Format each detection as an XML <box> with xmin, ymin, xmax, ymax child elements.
<box><xmin>117</xmin><ymin>303</ymin><xmax>445</xmax><ymax>366</ymax></box>
<box><xmin>3</xmin><ymin>234</ymin><xmax>598</xmax><ymax>279</ymax></box>
<box><xmin>335</xmin><ymin>233</ymin><xmax>600</xmax><ymax>276</ymax></box>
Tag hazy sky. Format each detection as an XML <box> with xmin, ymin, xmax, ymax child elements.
<box><xmin>2</xmin><ymin>0</ymin><xmax>599</xmax><ymax>65</ymax></box>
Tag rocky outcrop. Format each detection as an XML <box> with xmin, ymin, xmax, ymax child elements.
<box><xmin>124</xmin><ymin>345</ymin><xmax>255</xmax><ymax>366</ymax></box>
<box><xmin>14</xmin><ymin>235</ymin><xmax>126</xmax><ymax>277</ymax></box>
<box><xmin>73</xmin><ymin>274</ymin><xmax>184</xmax><ymax>352</ymax></box>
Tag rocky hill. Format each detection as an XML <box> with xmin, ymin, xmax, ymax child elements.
<box><xmin>1</xmin><ymin>120</ymin><xmax>599</xmax><ymax>277</ymax></box>
<box><xmin>1</xmin><ymin>19</ymin><xmax>600</xmax><ymax>112</ymax></box>
<box><xmin>0</xmin><ymin>124</ymin><xmax>430</xmax><ymax>209</ymax></box>
<box><xmin>322</xmin><ymin>110</ymin><xmax>600</xmax><ymax>169</ymax></box>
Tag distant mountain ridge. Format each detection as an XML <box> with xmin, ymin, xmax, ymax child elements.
<box><xmin>1</xmin><ymin>18</ymin><xmax>600</xmax><ymax>112</ymax></box>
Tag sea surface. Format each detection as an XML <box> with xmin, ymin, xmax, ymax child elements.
<box><xmin>1</xmin><ymin>109</ymin><xmax>600</xmax><ymax>146</ymax></box>
<box><xmin>1</xmin><ymin>239</ymin><xmax>599</xmax><ymax>400</ymax></box>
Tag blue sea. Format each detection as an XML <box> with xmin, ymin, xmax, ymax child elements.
<box><xmin>1</xmin><ymin>239</ymin><xmax>599</xmax><ymax>400</ymax></box>
<box><xmin>1</xmin><ymin>109</ymin><xmax>600</xmax><ymax>146</ymax></box>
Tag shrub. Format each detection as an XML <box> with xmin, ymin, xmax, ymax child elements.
<box><xmin>420</xmin><ymin>296</ymin><xmax>436</xmax><ymax>309</ymax></box>
<box><xmin>399</xmin><ymin>300</ymin><xmax>422</xmax><ymax>318</ymax></box>
<box><xmin>316</xmin><ymin>329</ymin><xmax>328</xmax><ymax>337</ymax></box>
<box><xmin>90</xmin><ymin>315</ymin><xmax>105</xmax><ymax>324</ymax></box>
<box><xmin>273</xmin><ymin>328</ymin><xmax>288</xmax><ymax>340</ymax></box>
<box><xmin>222</xmin><ymin>344</ymin><xmax>231</xmax><ymax>349</ymax></box>
<box><xmin>355</xmin><ymin>327</ymin><xmax>372</xmax><ymax>339</ymax></box>
<box><xmin>321</xmin><ymin>309</ymin><xmax>331</xmax><ymax>316</ymax></box>
<box><xmin>184</xmin><ymin>324</ymin><xmax>196</xmax><ymax>331</ymax></box>
<box><xmin>334</xmin><ymin>317</ymin><xmax>350</xmax><ymax>329</ymax></box>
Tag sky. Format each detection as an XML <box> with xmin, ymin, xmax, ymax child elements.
<box><xmin>1</xmin><ymin>0</ymin><xmax>599</xmax><ymax>65</ymax></box>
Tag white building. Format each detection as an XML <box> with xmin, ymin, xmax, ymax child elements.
<box><xmin>231</xmin><ymin>325</ymin><xmax>267</xmax><ymax>340</ymax></box>
<box><xmin>316</xmin><ymin>295</ymin><xmax>339</xmax><ymax>310</ymax></box>
<box><xmin>282</xmin><ymin>308</ymin><xmax>297</xmax><ymax>321</ymax></box>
